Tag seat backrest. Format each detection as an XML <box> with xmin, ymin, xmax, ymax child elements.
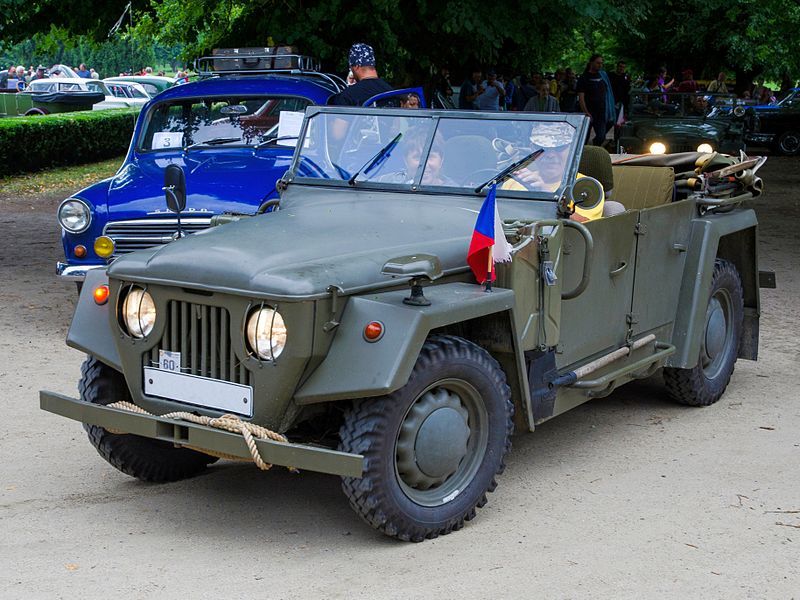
<box><xmin>579</xmin><ymin>145</ymin><xmax>614</xmax><ymax>196</ymax></box>
<box><xmin>611</xmin><ymin>165</ymin><xmax>675</xmax><ymax>210</ymax></box>
<box><xmin>441</xmin><ymin>135</ymin><xmax>496</xmax><ymax>184</ymax></box>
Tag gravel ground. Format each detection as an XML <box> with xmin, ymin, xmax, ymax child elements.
<box><xmin>0</xmin><ymin>158</ymin><xmax>797</xmax><ymax>599</ymax></box>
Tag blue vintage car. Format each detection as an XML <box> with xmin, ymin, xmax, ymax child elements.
<box><xmin>56</xmin><ymin>53</ymin><xmax>346</xmax><ymax>284</ymax></box>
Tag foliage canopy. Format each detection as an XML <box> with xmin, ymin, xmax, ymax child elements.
<box><xmin>1</xmin><ymin>0</ymin><xmax>798</xmax><ymax>84</ymax></box>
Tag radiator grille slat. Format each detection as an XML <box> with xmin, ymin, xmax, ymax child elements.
<box><xmin>145</xmin><ymin>301</ymin><xmax>249</xmax><ymax>390</ymax></box>
<box><xmin>105</xmin><ymin>218</ymin><xmax>212</xmax><ymax>255</ymax></box>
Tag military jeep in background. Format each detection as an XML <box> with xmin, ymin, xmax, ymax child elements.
<box><xmin>41</xmin><ymin>107</ymin><xmax>772</xmax><ymax>542</ymax></box>
<box><xmin>619</xmin><ymin>91</ymin><xmax>755</xmax><ymax>155</ymax></box>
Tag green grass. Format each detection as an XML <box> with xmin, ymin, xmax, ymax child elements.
<box><xmin>0</xmin><ymin>156</ymin><xmax>124</xmax><ymax>199</ymax></box>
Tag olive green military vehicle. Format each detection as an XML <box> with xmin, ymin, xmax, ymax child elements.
<box><xmin>41</xmin><ymin>107</ymin><xmax>773</xmax><ymax>542</ymax></box>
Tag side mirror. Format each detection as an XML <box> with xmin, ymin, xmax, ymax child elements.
<box><xmin>568</xmin><ymin>176</ymin><xmax>603</xmax><ymax>210</ymax></box>
<box><xmin>163</xmin><ymin>164</ymin><xmax>187</xmax><ymax>213</ymax></box>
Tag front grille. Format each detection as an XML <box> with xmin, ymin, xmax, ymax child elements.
<box><xmin>144</xmin><ymin>301</ymin><xmax>252</xmax><ymax>386</ymax></box>
<box><xmin>105</xmin><ymin>218</ymin><xmax>212</xmax><ymax>255</ymax></box>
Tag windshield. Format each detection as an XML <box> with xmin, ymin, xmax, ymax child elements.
<box><xmin>139</xmin><ymin>95</ymin><xmax>313</xmax><ymax>151</ymax></box>
<box><xmin>293</xmin><ymin>110</ymin><xmax>580</xmax><ymax>196</ymax></box>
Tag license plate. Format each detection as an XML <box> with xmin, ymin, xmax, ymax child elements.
<box><xmin>144</xmin><ymin>367</ymin><xmax>253</xmax><ymax>417</ymax></box>
<box><xmin>159</xmin><ymin>350</ymin><xmax>182</xmax><ymax>373</ymax></box>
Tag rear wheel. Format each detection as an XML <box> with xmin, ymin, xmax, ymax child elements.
<box><xmin>776</xmin><ymin>130</ymin><xmax>800</xmax><ymax>156</ymax></box>
<box><xmin>339</xmin><ymin>335</ymin><xmax>513</xmax><ymax>541</ymax></box>
<box><xmin>663</xmin><ymin>259</ymin><xmax>743</xmax><ymax>406</ymax></box>
<box><xmin>80</xmin><ymin>356</ymin><xmax>216</xmax><ymax>482</ymax></box>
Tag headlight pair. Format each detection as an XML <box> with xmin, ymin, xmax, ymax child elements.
<box><xmin>119</xmin><ymin>288</ymin><xmax>287</xmax><ymax>360</ymax></box>
<box><xmin>58</xmin><ymin>198</ymin><xmax>92</xmax><ymax>233</ymax></box>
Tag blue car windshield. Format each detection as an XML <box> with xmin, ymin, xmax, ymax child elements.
<box><xmin>139</xmin><ymin>96</ymin><xmax>313</xmax><ymax>151</ymax></box>
<box><xmin>294</xmin><ymin>111</ymin><xmax>579</xmax><ymax>195</ymax></box>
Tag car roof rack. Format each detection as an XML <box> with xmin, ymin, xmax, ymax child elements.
<box><xmin>195</xmin><ymin>47</ymin><xmax>346</xmax><ymax>92</ymax></box>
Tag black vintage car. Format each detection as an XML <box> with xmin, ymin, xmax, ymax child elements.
<box><xmin>746</xmin><ymin>88</ymin><xmax>800</xmax><ymax>155</ymax></box>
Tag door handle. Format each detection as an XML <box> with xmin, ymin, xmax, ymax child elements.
<box><xmin>609</xmin><ymin>261</ymin><xmax>627</xmax><ymax>277</ymax></box>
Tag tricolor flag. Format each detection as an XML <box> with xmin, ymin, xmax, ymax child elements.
<box><xmin>467</xmin><ymin>184</ymin><xmax>513</xmax><ymax>286</ymax></box>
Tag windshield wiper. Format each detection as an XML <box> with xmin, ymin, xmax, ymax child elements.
<box><xmin>348</xmin><ymin>133</ymin><xmax>403</xmax><ymax>186</ymax></box>
<box><xmin>184</xmin><ymin>137</ymin><xmax>241</xmax><ymax>152</ymax></box>
<box><xmin>473</xmin><ymin>148</ymin><xmax>545</xmax><ymax>194</ymax></box>
<box><xmin>254</xmin><ymin>135</ymin><xmax>299</xmax><ymax>149</ymax></box>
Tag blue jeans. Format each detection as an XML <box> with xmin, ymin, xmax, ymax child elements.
<box><xmin>590</xmin><ymin>113</ymin><xmax>607</xmax><ymax>146</ymax></box>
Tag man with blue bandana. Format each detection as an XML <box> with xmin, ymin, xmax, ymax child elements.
<box><xmin>328</xmin><ymin>42</ymin><xmax>392</xmax><ymax>106</ymax></box>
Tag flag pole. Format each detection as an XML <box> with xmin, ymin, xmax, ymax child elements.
<box><xmin>485</xmin><ymin>244</ymin><xmax>493</xmax><ymax>292</ymax></box>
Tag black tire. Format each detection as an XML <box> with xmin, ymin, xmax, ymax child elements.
<box><xmin>80</xmin><ymin>356</ymin><xmax>217</xmax><ymax>482</ymax></box>
<box><xmin>663</xmin><ymin>259</ymin><xmax>744</xmax><ymax>406</ymax></box>
<box><xmin>339</xmin><ymin>335</ymin><xmax>514</xmax><ymax>541</ymax></box>
<box><xmin>775</xmin><ymin>130</ymin><xmax>800</xmax><ymax>156</ymax></box>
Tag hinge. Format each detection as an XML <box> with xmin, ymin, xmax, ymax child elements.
<box><xmin>625</xmin><ymin>313</ymin><xmax>639</xmax><ymax>344</ymax></box>
<box><xmin>634</xmin><ymin>222</ymin><xmax>647</xmax><ymax>236</ymax></box>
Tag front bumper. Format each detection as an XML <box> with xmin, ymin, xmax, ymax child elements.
<box><xmin>40</xmin><ymin>390</ymin><xmax>364</xmax><ymax>478</ymax></box>
<box><xmin>57</xmin><ymin>262</ymin><xmax>108</xmax><ymax>281</ymax></box>
<box><xmin>745</xmin><ymin>132</ymin><xmax>776</xmax><ymax>145</ymax></box>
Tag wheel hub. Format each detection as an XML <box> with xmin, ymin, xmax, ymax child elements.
<box><xmin>704</xmin><ymin>298</ymin><xmax>727</xmax><ymax>361</ymax></box>
<box><xmin>396</xmin><ymin>386</ymin><xmax>471</xmax><ymax>491</ymax></box>
<box><xmin>781</xmin><ymin>134</ymin><xmax>800</xmax><ymax>154</ymax></box>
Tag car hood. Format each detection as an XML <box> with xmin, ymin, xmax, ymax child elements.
<box><xmin>633</xmin><ymin>119</ymin><xmax>731</xmax><ymax>142</ymax></box>
<box><xmin>107</xmin><ymin>150</ymin><xmax>295</xmax><ymax>217</ymax></box>
<box><xmin>108</xmin><ymin>187</ymin><xmax>537</xmax><ymax>299</ymax></box>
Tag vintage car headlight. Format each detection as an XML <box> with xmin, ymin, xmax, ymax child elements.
<box><xmin>58</xmin><ymin>198</ymin><xmax>92</xmax><ymax>234</ymax></box>
<box><xmin>697</xmin><ymin>143</ymin><xmax>714</xmax><ymax>153</ymax></box>
<box><xmin>733</xmin><ymin>105</ymin><xmax>746</xmax><ymax>118</ymax></box>
<box><xmin>246</xmin><ymin>307</ymin><xmax>287</xmax><ymax>360</ymax></box>
<box><xmin>648</xmin><ymin>142</ymin><xmax>667</xmax><ymax>154</ymax></box>
<box><xmin>122</xmin><ymin>287</ymin><xmax>156</xmax><ymax>338</ymax></box>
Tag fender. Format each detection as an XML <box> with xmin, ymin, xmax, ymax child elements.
<box><xmin>66</xmin><ymin>269</ymin><xmax>122</xmax><ymax>371</ymax></box>
<box><xmin>667</xmin><ymin>208</ymin><xmax>759</xmax><ymax>368</ymax></box>
<box><xmin>294</xmin><ymin>282</ymin><xmax>518</xmax><ymax>404</ymax></box>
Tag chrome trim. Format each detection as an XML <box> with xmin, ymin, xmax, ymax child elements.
<box><xmin>103</xmin><ymin>217</ymin><xmax>213</xmax><ymax>255</ymax></box>
<box><xmin>56</xmin><ymin>262</ymin><xmax>108</xmax><ymax>281</ymax></box>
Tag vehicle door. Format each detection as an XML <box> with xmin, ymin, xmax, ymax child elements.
<box><xmin>629</xmin><ymin>200</ymin><xmax>693</xmax><ymax>338</ymax></box>
<box><xmin>556</xmin><ymin>211</ymin><xmax>639</xmax><ymax>369</ymax></box>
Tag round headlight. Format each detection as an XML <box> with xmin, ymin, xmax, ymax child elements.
<box><xmin>246</xmin><ymin>307</ymin><xmax>287</xmax><ymax>360</ymax></box>
<box><xmin>697</xmin><ymin>143</ymin><xmax>714</xmax><ymax>154</ymax></box>
<box><xmin>58</xmin><ymin>198</ymin><xmax>92</xmax><ymax>234</ymax></box>
<box><xmin>648</xmin><ymin>142</ymin><xmax>667</xmax><ymax>155</ymax></box>
<box><xmin>122</xmin><ymin>287</ymin><xmax>156</xmax><ymax>338</ymax></box>
<box><xmin>733</xmin><ymin>105</ymin><xmax>746</xmax><ymax>118</ymax></box>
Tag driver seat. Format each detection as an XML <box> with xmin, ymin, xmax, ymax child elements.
<box><xmin>441</xmin><ymin>135</ymin><xmax>496</xmax><ymax>184</ymax></box>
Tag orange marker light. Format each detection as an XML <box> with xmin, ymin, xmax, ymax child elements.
<box><xmin>363</xmin><ymin>321</ymin><xmax>384</xmax><ymax>342</ymax></box>
<box><xmin>74</xmin><ymin>245</ymin><xmax>87</xmax><ymax>258</ymax></box>
<box><xmin>93</xmin><ymin>284</ymin><xmax>110</xmax><ymax>305</ymax></box>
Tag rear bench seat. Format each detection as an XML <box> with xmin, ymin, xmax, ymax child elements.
<box><xmin>611</xmin><ymin>165</ymin><xmax>675</xmax><ymax>210</ymax></box>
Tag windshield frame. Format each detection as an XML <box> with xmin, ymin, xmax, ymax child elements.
<box><xmin>135</xmin><ymin>93</ymin><xmax>318</xmax><ymax>154</ymax></box>
<box><xmin>286</xmin><ymin>106</ymin><xmax>589</xmax><ymax>201</ymax></box>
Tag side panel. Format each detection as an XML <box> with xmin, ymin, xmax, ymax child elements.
<box><xmin>66</xmin><ymin>269</ymin><xmax>122</xmax><ymax>371</ymax></box>
<box><xmin>631</xmin><ymin>200</ymin><xmax>694</xmax><ymax>336</ymax></box>
<box><xmin>294</xmin><ymin>283</ymin><xmax>516</xmax><ymax>404</ymax></box>
<box><xmin>666</xmin><ymin>209</ymin><xmax>759</xmax><ymax>368</ymax></box>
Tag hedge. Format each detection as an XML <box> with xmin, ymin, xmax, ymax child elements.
<box><xmin>0</xmin><ymin>109</ymin><xmax>139</xmax><ymax>172</ymax></box>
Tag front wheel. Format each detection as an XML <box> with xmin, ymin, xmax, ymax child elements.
<box><xmin>339</xmin><ymin>335</ymin><xmax>514</xmax><ymax>541</ymax></box>
<box><xmin>663</xmin><ymin>259</ymin><xmax>744</xmax><ymax>406</ymax></box>
<box><xmin>80</xmin><ymin>356</ymin><xmax>217</xmax><ymax>482</ymax></box>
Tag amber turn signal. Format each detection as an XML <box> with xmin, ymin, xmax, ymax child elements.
<box><xmin>94</xmin><ymin>236</ymin><xmax>115</xmax><ymax>259</ymax></box>
<box><xmin>73</xmin><ymin>245</ymin><xmax>87</xmax><ymax>258</ymax></box>
<box><xmin>363</xmin><ymin>321</ymin><xmax>384</xmax><ymax>342</ymax></box>
<box><xmin>93</xmin><ymin>284</ymin><xmax>110</xmax><ymax>305</ymax></box>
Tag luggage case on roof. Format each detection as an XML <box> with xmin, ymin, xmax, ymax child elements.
<box><xmin>211</xmin><ymin>46</ymin><xmax>302</xmax><ymax>72</ymax></box>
